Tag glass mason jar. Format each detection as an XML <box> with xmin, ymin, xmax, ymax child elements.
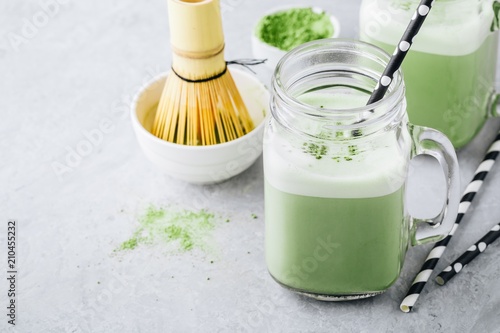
<box><xmin>360</xmin><ymin>0</ymin><xmax>499</xmax><ymax>149</ymax></box>
<box><xmin>263</xmin><ymin>39</ymin><xmax>460</xmax><ymax>300</ymax></box>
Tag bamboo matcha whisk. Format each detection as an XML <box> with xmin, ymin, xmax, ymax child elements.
<box><xmin>152</xmin><ymin>0</ymin><xmax>255</xmax><ymax>146</ymax></box>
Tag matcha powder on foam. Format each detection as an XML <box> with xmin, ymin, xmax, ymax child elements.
<box><xmin>255</xmin><ymin>7</ymin><xmax>334</xmax><ymax>51</ymax></box>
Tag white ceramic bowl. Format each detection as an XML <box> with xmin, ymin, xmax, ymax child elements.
<box><xmin>131</xmin><ymin>68</ymin><xmax>270</xmax><ymax>184</ymax></box>
<box><xmin>252</xmin><ymin>6</ymin><xmax>341</xmax><ymax>71</ymax></box>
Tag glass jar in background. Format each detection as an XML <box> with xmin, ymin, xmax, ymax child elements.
<box><xmin>359</xmin><ymin>0</ymin><xmax>499</xmax><ymax>149</ymax></box>
<box><xmin>263</xmin><ymin>39</ymin><xmax>460</xmax><ymax>300</ymax></box>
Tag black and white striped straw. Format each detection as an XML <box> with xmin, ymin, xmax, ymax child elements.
<box><xmin>400</xmin><ymin>132</ymin><xmax>500</xmax><ymax>313</ymax></box>
<box><xmin>436</xmin><ymin>223</ymin><xmax>500</xmax><ymax>286</ymax></box>
<box><xmin>367</xmin><ymin>0</ymin><xmax>434</xmax><ymax>105</ymax></box>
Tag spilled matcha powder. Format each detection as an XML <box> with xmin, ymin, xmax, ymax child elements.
<box><xmin>255</xmin><ymin>7</ymin><xmax>334</xmax><ymax>51</ymax></box>
<box><xmin>118</xmin><ymin>206</ymin><xmax>216</xmax><ymax>252</ymax></box>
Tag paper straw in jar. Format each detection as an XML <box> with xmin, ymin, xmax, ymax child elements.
<box><xmin>367</xmin><ymin>0</ymin><xmax>434</xmax><ymax>105</ymax></box>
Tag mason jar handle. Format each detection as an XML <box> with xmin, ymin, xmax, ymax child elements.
<box><xmin>490</xmin><ymin>91</ymin><xmax>500</xmax><ymax>117</ymax></box>
<box><xmin>408</xmin><ymin>124</ymin><xmax>460</xmax><ymax>246</ymax></box>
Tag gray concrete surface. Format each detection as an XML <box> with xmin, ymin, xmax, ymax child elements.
<box><xmin>1</xmin><ymin>0</ymin><xmax>500</xmax><ymax>332</ymax></box>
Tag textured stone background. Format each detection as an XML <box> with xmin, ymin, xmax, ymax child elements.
<box><xmin>1</xmin><ymin>0</ymin><xmax>500</xmax><ymax>332</ymax></box>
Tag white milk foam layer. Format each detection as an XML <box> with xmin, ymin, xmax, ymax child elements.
<box><xmin>264</xmin><ymin>134</ymin><xmax>408</xmax><ymax>199</ymax></box>
<box><xmin>359</xmin><ymin>0</ymin><xmax>494</xmax><ymax>56</ymax></box>
<box><xmin>264</xmin><ymin>93</ymin><xmax>409</xmax><ymax>199</ymax></box>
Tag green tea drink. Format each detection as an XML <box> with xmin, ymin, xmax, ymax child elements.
<box><xmin>266</xmin><ymin>39</ymin><xmax>461</xmax><ymax>300</ymax></box>
<box><xmin>360</xmin><ymin>0</ymin><xmax>499</xmax><ymax>148</ymax></box>
<box><xmin>265</xmin><ymin>185</ymin><xmax>405</xmax><ymax>294</ymax></box>
<box><xmin>264</xmin><ymin>91</ymin><xmax>411</xmax><ymax>296</ymax></box>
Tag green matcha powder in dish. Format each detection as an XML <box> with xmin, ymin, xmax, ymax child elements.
<box><xmin>255</xmin><ymin>7</ymin><xmax>334</xmax><ymax>51</ymax></box>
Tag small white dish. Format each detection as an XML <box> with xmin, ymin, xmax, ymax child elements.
<box><xmin>131</xmin><ymin>68</ymin><xmax>270</xmax><ymax>184</ymax></box>
<box><xmin>252</xmin><ymin>6</ymin><xmax>341</xmax><ymax>71</ymax></box>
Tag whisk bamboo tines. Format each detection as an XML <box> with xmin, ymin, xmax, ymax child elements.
<box><xmin>152</xmin><ymin>0</ymin><xmax>255</xmax><ymax>146</ymax></box>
